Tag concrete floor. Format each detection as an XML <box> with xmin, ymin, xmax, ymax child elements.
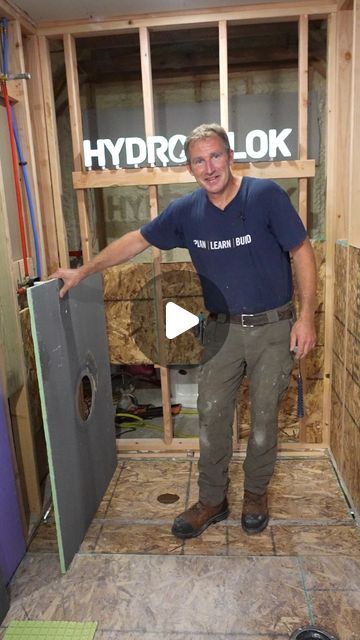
<box><xmin>1</xmin><ymin>456</ymin><xmax>360</xmax><ymax>639</ymax></box>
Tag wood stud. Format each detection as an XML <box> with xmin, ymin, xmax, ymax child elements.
<box><xmin>139</xmin><ymin>26</ymin><xmax>173</xmax><ymax>446</ymax></box>
<box><xmin>322</xmin><ymin>12</ymin><xmax>338</xmax><ymax>448</ymax></box>
<box><xmin>72</xmin><ymin>160</ymin><xmax>316</xmax><ymax>190</ymax></box>
<box><xmin>38</xmin><ymin>36</ymin><xmax>69</xmax><ymax>268</ymax></box>
<box><xmin>298</xmin><ymin>15</ymin><xmax>309</xmax><ymax>443</ymax></box>
<box><xmin>63</xmin><ymin>34</ymin><xmax>92</xmax><ymax>263</ymax></box>
<box><xmin>24</xmin><ymin>35</ymin><xmax>61</xmax><ymax>274</ymax></box>
<box><xmin>219</xmin><ymin>20</ymin><xmax>229</xmax><ymax>131</ymax></box>
<box><xmin>349</xmin><ymin>0</ymin><xmax>360</xmax><ymax>248</ymax></box>
<box><xmin>37</xmin><ymin>0</ymin><xmax>339</xmax><ymax>38</ymax></box>
<box><xmin>7</xmin><ymin>21</ymin><xmax>47</xmax><ymax>277</ymax></box>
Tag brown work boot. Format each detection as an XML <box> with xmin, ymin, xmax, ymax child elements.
<box><xmin>172</xmin><ymin>499</ymin><xmax>229</xmax><ymax>539</ymax></box>
<box><xmin>241</xmin><ymin>490</ymin><xmax>269</xmax><ymax>535</ymax></box>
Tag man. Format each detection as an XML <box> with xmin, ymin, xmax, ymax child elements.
<box><xmin>53</xmin><ymin>123</ymin><xmax>316</xmax><ymax>539</ymax></box>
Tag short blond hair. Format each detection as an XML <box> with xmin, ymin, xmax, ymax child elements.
<box><xmin>184</xmin><ymin>123</ymin><xmax>231</xmax><ymax>162</ymax></box>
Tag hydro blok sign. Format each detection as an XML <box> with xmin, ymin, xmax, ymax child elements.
<box><xmin>83</xmin><ymin>128</ymin><xmax>293</xmax><ymax>169</ymax></box>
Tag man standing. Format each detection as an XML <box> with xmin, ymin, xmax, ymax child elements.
<box><xmin>53</xmin><ymin>123</ymin><xmax>317</xmax><ymax>539</ymax></box>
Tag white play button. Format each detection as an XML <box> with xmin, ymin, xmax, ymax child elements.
<box><xmin>165</xmin><ymin>302</ymin><xmax>199</xmax><ymax>339</ymax></box>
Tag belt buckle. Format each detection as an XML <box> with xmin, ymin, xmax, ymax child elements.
<box><xmin>241</xmin><ymin>313</ymin><xmax>255</xmax><ymax>327</ymax></box>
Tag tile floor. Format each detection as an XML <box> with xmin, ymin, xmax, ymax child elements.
<box><xmin>1</xmin><ymin>456</ymin><xmax>360</xmax><ymax>640</ymax></box>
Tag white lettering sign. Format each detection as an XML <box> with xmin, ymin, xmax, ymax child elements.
<box><xmin>83</xmin><ymin>129</ymin><xmax>292</xmax><ymax>169</ymax></box>
<box><xmin>192</xmin><ymin>235</ymin><xmax>252</xmax><ymax>250</ymax></box>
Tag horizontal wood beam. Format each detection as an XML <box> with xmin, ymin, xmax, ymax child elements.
<box><xmin>73</xmin><ymin>160</ymin><xmax>315</xmax><ymax>189</ymax></box>
<box><xmin>336</xmin><ymin>0</ymin><xmax>353</xmax><ymax>9</ymax></box>
<box><xmin>116</xmin><ymin>438</ymin><xmax>327</xmax><ymax>453</ymax></box>
<box><xmin>37</xmin><ymin>1</ymin><xmax>338</xmax><ymax>38</ymax></box>
<box><xmin>0</xmin><ymin>0</ymin><xmax>36</xmax><ymax>33</ymax></box>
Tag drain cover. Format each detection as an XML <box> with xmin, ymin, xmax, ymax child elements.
<box><xmin>157</xmin><ymin>493</ymin><xmax>180</xmax><ymax>504</ymax></box>
<box><xmin>289</xmin><ymin>627</ymin><xmax>338</xmax><ymax>640</ymax></box>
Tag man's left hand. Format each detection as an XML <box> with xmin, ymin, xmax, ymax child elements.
<box><xmin>290</xmin><ymin>316</ymin><xmax>316</xmax><ymax>359</ymax></box>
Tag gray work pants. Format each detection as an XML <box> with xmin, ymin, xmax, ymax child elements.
<box><xmin>197</xmin><ymin>315</ymin><xmax>294</xmax><ymax>505</ymax></box>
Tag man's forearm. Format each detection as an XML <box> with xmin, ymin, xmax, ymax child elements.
<box><xmin>52</xmin><ymin>229</ymin><xmax>151</xmax><ymax>298</ymax></box>
<box><xmin>289</xmin><ymin>238</ymin><xmax>317</xmax><ymax>357</ymax></box>
<box><xmin>291</xmin><ymin>238</ymin><xmax>317</xmax><ymax>317</ymax></box>
<box><xmin>77</xmin><ymin>230</ymin><xmax>150</xmax><ymax>281</ymax></box>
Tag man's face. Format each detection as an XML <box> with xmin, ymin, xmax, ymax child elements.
<box><xmin>187</xmin><ymin>135</ymin><xmax>234</xmax><ymax>197</ymax></box>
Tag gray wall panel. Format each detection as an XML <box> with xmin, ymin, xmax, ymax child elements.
<box><xmin>28</xmin><ymin>275</ymin><xmax>117</xmax><ymax>572</ymax></box>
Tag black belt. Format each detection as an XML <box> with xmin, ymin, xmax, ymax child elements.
<box><xmin>209</xmin><ymin>304</ymin><xmax>294</xmax><ymax>328</ymax></box>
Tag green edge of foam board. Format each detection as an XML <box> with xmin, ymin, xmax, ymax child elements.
<box><xmin>4</xmin><ymin>620</ymin><xmax>97</xmax><ymax>639</ymax></box>
<box><xmin>27</xmin><ymin>286</ymin><xmax>66</xmax><ymax>574</ymax></box>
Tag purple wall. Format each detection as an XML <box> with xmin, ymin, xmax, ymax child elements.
<box><xmin>0</xmin><ymin>382</ymin><xmax>25</xmax><ymax>583</ymax></box>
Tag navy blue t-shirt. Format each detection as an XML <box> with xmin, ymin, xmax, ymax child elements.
<box><xmin>140</xmin><ymin>177</ymin><xmax>307</xmax><ymax>314</ymax></box>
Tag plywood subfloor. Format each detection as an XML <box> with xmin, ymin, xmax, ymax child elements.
<box><xmin>2</xmin><ymin>456</ymin><xmax>360</xmax><ymax>639</ymax></box>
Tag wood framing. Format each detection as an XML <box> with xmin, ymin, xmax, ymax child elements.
<box><xmin>9</xmin><ymin>385</ymin><xmax>42</xmax><ymax>515</ymax></box>
<box><xmin>7</xmin><ymin>20</ymin><xmax>47</xmax><ymax>278</ymax></box>
<box><xmin>15</xmin><ymin>0</ymin><xmax>344</xmax><ymax>456</ymax></box>
<box><xmin>298</xmin><ymin>14</ymin><xmax>309</xmax><ymax>228</ymax></box>
<box><xmin>0</xmin><ymin>0</ymin><xmax>36</xmax><ymax>34</ymax></box>
<box><xmin>348</xmin><ymin>0</ymin><xmax>360</xmax><ymax>247</ymax></box>
<box><xmin>297</xmin><ymin>15</ymin><xmax>309</xmax><ymax>443</ymax></box>
<box><xmin>38</xmin><ymin>36</ymin><xmax>69</xmax><ymax>268</ymax></box>
<box><xmin>0</xmin><ymin>122</ymin><xmax>42</xmax><ymax>516</ymax></box>
<box><xmin>72</xmin><ymin>160</ymin><xmax>316</xmax><ymax>190</ymax></box>
<box><xmin>37</xmin><ymin>1</ymin><xmax>339</xmax><ymax>38</ymax></box>
<box><xmin>63</xmin><ymin>34</ymin><xmax>92</xmax><ymax>263</ymax></box>
<box><xmin>24</xmin><ymin>35</ymin><xmax>61</xmax><ymax>274</ymax></box>
<box><xmin>139</xmin><ymin>26</ymin><xmax>173</xmax><ymax>445</ymax></box>
<box><xmin>322</xmin><ymin>12</ymin><xmax>338</xmax><ymax>448</ymax></box>
<box><xmin>334</xmin><ymin>9</ymin><xmax>353</xmax><ymax>241</ymax></box>
<box><xmin>219</xmin><ymin>20</ymin><xmax>229</xmax><ymax>130</ymax></box>
<box><xmin>116</xmin><ymin>437</ymin><xmax>327</xmax><ymax>454</ymax></box>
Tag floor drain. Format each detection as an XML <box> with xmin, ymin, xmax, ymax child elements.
<box><xmin>289</xmin><ymin>627</ymin><xmax>338</xmax><ymax>640</ymax></box>
<box><xmin>157</xmin><ymin>493</ymin><xmax>180</xmax><ymax>504</ymax></box>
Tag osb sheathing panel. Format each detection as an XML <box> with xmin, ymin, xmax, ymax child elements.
<box><xmin>332</xmin><ymin>351</ymin><xmax>344</xmax><ymax>399</ymax></box>
<box><xmin>160</xmin><ymin>262</ymin><xmax>201</xmax><ymax>297</ymax></box>
<box><xmin>334</xmin><ymin>242</ymin><xmax>348</xmax><ymax>324</ymax></box>
<box><xmin>345</xmin><ymin>247</ymin><xmax>360</xmax><ymax>441</ymax></box>
<box><xmin>105</xmin><ymin>300</ymin><xmax>156</xmax><ymax>364</ymax></box>
<box><xmin>333</xmin><ymin>315</ymin><xmax>346</xmax><ymax>363</ymax></box>
<box><xmin>103</xmin><ymin>263</ymin><xmax>155</xmax><ymax>301</ymax></box>
<box><xmin>331</xmin><ymin>243</ymin><xmax>360</xmax><ymax>513</ymax></box>
<box><xmin>348</xmin><ymin>245</ymin><xmax>360</xmax><ymax>338</ymax></box>
<box><xmin>330</xmin><ymin>388</ymin><xmax>343</xmax><ymax>465</ymax></box>
<box><xmin>346</xmin><ymin>325</ymin><xmax>360</xmax><ymax>386</ymax></box>
<box><xmin>342</xmin><ymin>408</ymin><xmax>360</xmax><ymax>514</ymax></box>
<box><xmin>103</xmin><ymin>262</ymin><xmax>204</xmax><ymax>364</ymax></box>
<box><xmin>345</xmin><ymin>371</ymin><xmax>360</xmax><ymax>429</ymax></box>
<box><xmin>103</xmin><ymin>243</ymin><xmax>325</xmax><ymax>442</ymax></box>
<box><xmin>306</xmin><ymin>345</ymin><xmax>324</xmax><ymax>379</ymax></box>
<box><xmin>104</xmin><ymin>264</ymin><xmax>158</xmax><ymax>364</ymax></box>
<box><xmin>163</xmin><ymin>296</ymin><xmax>204</xmax><ymax>364</ymax></box>
<box><xmin>161</xmin><ymin>264</ymin><xmax>204</xmax><ymax>363</ymax></box>
<box><xmin>302</xmin><ymin>379</ymin><xmax>324</xmax><ymax>443</ymax></box>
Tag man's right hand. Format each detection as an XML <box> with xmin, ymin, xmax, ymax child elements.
<box><xmin>49</xmin><ymin>268</ymin><xmax>84</xmax><ymax>299</ymax></box>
